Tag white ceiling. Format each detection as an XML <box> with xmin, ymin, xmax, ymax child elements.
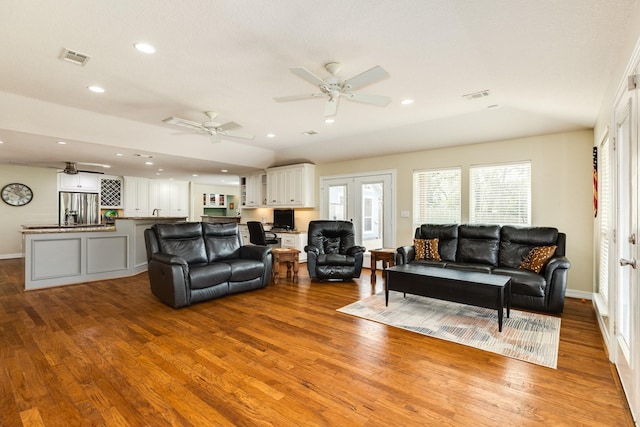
<box><xmin>0</xmin><ymin>0</ymin><xmax>634</xmax><ymax>184</ymax></box>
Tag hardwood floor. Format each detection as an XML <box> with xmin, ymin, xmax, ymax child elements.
<box><xmin>0</xmin><ymin>258</ymin><xmax>633</xmax><ymax>426</ymax></box>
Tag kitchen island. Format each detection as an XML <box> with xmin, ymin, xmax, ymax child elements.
<box><xmin>21</xmin><ymin>217</ymin><xmax>186</xmax><ymax>290</ymax></box>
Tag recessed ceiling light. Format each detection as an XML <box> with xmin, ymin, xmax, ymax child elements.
<box><xmin>221</xmin><ymin>169</ymin><xmax>228</xmax><ymax>173</ymax></box>
<box><xmin>156</xmin><ymin>173</ymin><xmax>161</xmax><ymax>176</ymax></box>
<box><xmin>88</xmin><ymin>85</ymin><xmax>105</xmax><ymax>93</ymax></box>
<box><xmin>266</xmin><ymin>133</ymin><xmax>276</xmax><ymax>138</ymax></box>
<box><xmin>102</xmin><ymin>165</ymin><xmax>111</xmax><ymax>168</ymax></box>
<box><xmin>400</xmin><ymin>99</ymin><xmax>414</xmax><ymax>105</ymax></box>
<box><xmin>57</xmin><ymin>141</ymin><xmax>66</xmax><ymax>145</ymax></box>
<box><xmin>192</xmin><ymin>174</ymin><xmax>198</xmax><ymax>177</ymax></box>
<box><xmin>115</xmin><ymin>153</ymin><xmax>123</xmax><ymax>156</ymax></box>
<box><xmin>324</xmin><ymin>118</ymin><xmax>335</xmax><ymax>124</ymax></box>
<box><xmin>145</xmin><ymin>161</ymin><xmax>153</xmax><ymax>165</ymax></box>
<box><xmin>0</xmin><ymin>141</ymin><xmax>3</xmax><ymax>144</ymax></box>
<box><xmin>134</xmin><ymin>42</ymin><xmax>156</xmax><ymax>54</ymax></box>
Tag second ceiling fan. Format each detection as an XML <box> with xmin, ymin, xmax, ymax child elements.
<box><xmin>274</xmin><ymin>62</ymin><xmax>391</xmax><ymax>118</ymax></box>
<box><xmin>163</xmin><ymin>111</ymin><xmax>254</xmax><ymax>143</ymax></box>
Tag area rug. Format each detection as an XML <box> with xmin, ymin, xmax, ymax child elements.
<box><xmin>337</xmin><ymin>291</ymin><xmax>561</xmax><ymax>369</ymax></box>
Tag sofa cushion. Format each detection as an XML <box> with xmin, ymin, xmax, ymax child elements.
<box><xmin>410</xmin><ymin>259</ymin><xmax>447</xmax><ymax>268</ymax></box>
<box><xmin>414</xmin><ymin>238</ymin><xmax>441</xmax><ymax>261</ymax></box>
<box><xmin>415</xmin><ymin>224</ymin><xmax>458</xmax><ymax>262</ymax></box>
<box><xmin>225</xmin><ymin>259</ymin><xmax>266</xmax><ymax>282</ymax></box>
<box><xmin>203</xmin><ymin>222</ymin><xmax>242</xmax><ymax>262</ymax></box>
<box><xmin>520</xmin><ymin>245</ymin><xmax>557</xmax><ymax>273</ymax></box>
<box><xmin>456</xmin><ymin>224</ymin><xmax>500</xmax><ymax>266</ymax></box>
<box><xmin>499</xmin><ymin>225</ymin><xmax>558</xmax><ymax>268</ymax></box>
<box><xmin>493</xmin><ymin>267</ymin><xmax>546</xmax><ymax>297</ymax></box>
<box><xmin>154</xmin><ymin>222</ymin><xmax>207</xmax><ymax>264</ymax></box>
<box><xmin>189</xmin><ymin>263</ymin><xmax>232</xmax><ymax>289</ymax></box>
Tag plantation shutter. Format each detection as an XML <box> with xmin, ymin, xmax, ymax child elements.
<box><xmin>413</xmin><ymin>168</ymin><xmax>461</xmax><ymax>227</ymax></box>
<box><xmin>599</xmin><ymin>138</ymin><xmax>610</xmax><ymax>304</ymax></box>
<box><xmin>469</xmin><ymin>162</ymin><xmax>531</xmax><ymax>225</ymax></box>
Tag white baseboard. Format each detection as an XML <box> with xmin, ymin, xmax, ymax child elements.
<box><xmin>0</xmin><ymin>253</ymin><xmax>23</xmax><ymax>260</ymax></box>
<box><xmin>565</xmin><ymin>289</ymin><xmax>592</xmax><ymax>300</ymax></box>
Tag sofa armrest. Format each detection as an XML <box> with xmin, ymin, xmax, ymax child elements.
<box><xmin>240</xmin><ymin>244</ymin><xmax>272</xmax><ymax>262</ymax></box>
<box><xmin>151</xmin><ymin>252</ymin><xmax>188</xmax><ymax>267</ymax></box>
<box><xmin>543</xmin><ymin>256</ymin><xmax>571</xmax><ymax>313</ymax></box>
<box><xmin>346</xmin><ymin>245</ymin><xmax>366</xmax><ymax>256</ymax></box>
<box><xmin>396</xmin><ymin>245</ymin><xmax>416</xmax><ymax>265</ymax></box>
<box><xmin>304</xmin><ymin>245</ymin><xmax>320</xmax><ymax>255</ymax></box>
<box><xmin>147</xmin><ymin>257</ymin><xmax>190</xmax><ymax>309</ymax></box>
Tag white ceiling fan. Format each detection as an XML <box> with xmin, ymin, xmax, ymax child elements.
<box><xmin>273</xmin><ymin>62</ymin><xmax>391</xmax><ymax>118</ymax></box>
<box><xmin>162</xmin><ymin>111</ymin><xmax>254</xmax><ymax>143</ymax></box>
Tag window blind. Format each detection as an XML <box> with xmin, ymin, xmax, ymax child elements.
<box><xmin>413</xmin><ymin>168</ymin><xmax>461</xmax><ymax>226</ymax></box>
<box><xmin>470</xmin><ymin>162</ymin><xmax>531</xmax><ymax>225</ymax></box>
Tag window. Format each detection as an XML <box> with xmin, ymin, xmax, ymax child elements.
<box><xmin>470</xmin><ymin>162</ymin><xmax>531</xmax><ymax>225</ymax></box>
<box><xmin>413</xmin><ymin>168</ymin><xmax>461</xmax><ymax>226</ymax></box>
<box><xmin>363</xmin><ymin>196</ymin><xmax>373</xmax><ymax>232</ymax></box>
<box><xmin>598</xmin><ymin>138</ymin><xmax>610</xmax><ymax>305</ymax></box>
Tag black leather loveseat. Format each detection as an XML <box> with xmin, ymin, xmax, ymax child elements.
<box><xmin>396</xmin><ymin>224</ymin><xmax>571</xmax><ymax>313</ymax></box>
<box><xmin>144</xmin><ymin>222</ymin><xmax>272</xmax><ymax>308</ymax></box>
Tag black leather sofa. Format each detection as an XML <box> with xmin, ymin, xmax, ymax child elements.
<box><xmin>304</xmin><ymin>220</ymin><xmax>367</xmax><ymax>280</ymax></box>
<box><xmin>396</xmin><ymin>224</ymin><xmax>571</xmax><ymax>313</ymax></box>
<box><xmin>144</xmin><ymin>222</ymin><xmax>272</xmax><ymax>308</ymax></box>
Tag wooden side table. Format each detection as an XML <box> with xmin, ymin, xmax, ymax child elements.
<box><xmin>369</xmin><ymin>248</ymin><xmax>397</xmax><ymax>283</ymax></box>
<box><xmin>271</xmin><ymin>248</ymin><xmax>300</xmax><ymax>285</ymax></box>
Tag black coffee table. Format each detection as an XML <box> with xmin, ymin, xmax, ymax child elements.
<box><xmin>385</xmin><ymin>264</ymin><xmax>511</xmax><ymax>332</ymax></box>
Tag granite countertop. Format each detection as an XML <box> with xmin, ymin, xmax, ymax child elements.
<box><xmin>21</xmin><ymin>224</ymin><xmax>117</xmax><ymax>234</ymax></box>
<box><xmin>115</xmin><ymin>216</ymin><xmax>188</xmax><ymax>220</ymax></box>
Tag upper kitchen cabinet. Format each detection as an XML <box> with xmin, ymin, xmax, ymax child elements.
<box><xmin>149</xmin><ymin>180</ymin><xmax>190</xmax><ymax>217</ymax></box>
<box><xmin>58</xmin><ymin>172</ymin><xmax>100</xmax><ymax>192</ymax></box>
<box><xmin>123</xmin><ymin>177</ymin><xmax>150</xmax><ymax>217</ymax></box>
<box><xmin>266</xmin><ymin>163</ymin><xmax>315</xmax><ymax>208</ymax></box>
<box><xmin>100</xmin><ymin>176</ymin><xmax>123</xmax><ymax>208</ymax></box>
<box><xmin>240</xmin><ymin>174</ymin><xmax>266</xmax><ymax>208</ymax></box>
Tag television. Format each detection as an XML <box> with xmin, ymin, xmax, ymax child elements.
<box><xmin>273</xmin><ymin>209</ymin><xmax>295</xmax><ymax>231</ymax></box>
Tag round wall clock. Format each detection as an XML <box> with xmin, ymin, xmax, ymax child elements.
<box><xmin>1</xmin><ymin>183</ymin><xmax>34</xmax><ymax>206</ymax></box>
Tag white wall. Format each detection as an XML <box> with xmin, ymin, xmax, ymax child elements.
<box><xmin>313</xmin><ymin>129</ymin><xmax>594</xmax><ymax>294</ymax></box>
<box><xmin>0</xmin><ymin>165</ymin><xmax>58</xmax><ymax>257</ymax></box>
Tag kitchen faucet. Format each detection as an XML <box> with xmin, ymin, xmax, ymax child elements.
<box><xmin>152</xmin><ymin>208</ymin><xmax>161</xmax><ymax>217</ymax></box>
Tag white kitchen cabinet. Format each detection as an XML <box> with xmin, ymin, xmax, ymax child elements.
<box><xmin>58</xmin><ymin>172</ymin><xmax>100</xmax><ymax>192</ymax></box>
<box><xmin>203</xmin><ymin>193</ymin><xmax>227</xmax><ymax>207</ymax></box>
<box><xmin>266</xmin><ymin>163</ymin><xmax>315</xmax><ymax>208</ymax></box>
<box><xmin>123</xmin><ymin>177</ymin><xmax>150</xmax><ymax>217</ymax></box>
<box><xmin>149</xmin><ymin>180</ymin><xmax>190</xmax><ymax>217</ymax></box>
<box><xmin>241</xmin><ymin>174</ymin><xmax>265</xmax><ymax>207</ymax></box>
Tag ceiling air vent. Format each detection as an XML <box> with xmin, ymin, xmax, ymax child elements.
<box><xmin>462</xmin><ymin>89</ymin><xmax>490</xmax><ymax>100</ymax></box>
<box><xmin>60</xmin><ymin>48</ymin><xmax>91</xmax><ymax>66</ymax></box>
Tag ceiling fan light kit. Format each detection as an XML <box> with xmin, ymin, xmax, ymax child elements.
<box><xmin>273</xmin><ymin>61</ymin><xmax>391</xmax><ymax>119</ymax></box>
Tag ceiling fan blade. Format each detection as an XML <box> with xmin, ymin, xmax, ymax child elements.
<box><xmin>224</xmin><ymin>130</ymin><xmax>255</xmax><ymax>140</ymax></box>
<box><xmin>324</xmin><ymin>98</ymin><xmax>339</xmax><ymax>117</ymax></box>
<box><xmin>162</xmin><ymin>116</ymin><xmax>205</xmax><ymax>131</ymax></box>
<box><xmin>344</xmin><ymin>65</ymin><xmax>390</xmax><ymax>91</ymax></box>
<box><xmin>289</xmin><ymin>67</ymin><xmax>327</xmax><ymax>87</ymax></box>
<box><xmin>345</xmin><ymin>92</ymin><xmax>392</xmax><ymax>106</ymax></box>
<box><xmin>217</xmin><ymin>121</ymin><xmax>241</xmax><ymax>131</ymax></box>
<box><xmin>273</xmin><ymin>93</ymin><xmax>325</xmax><ymax>102</ymax></box>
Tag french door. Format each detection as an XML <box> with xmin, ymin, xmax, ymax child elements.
<box><xmin>320</xmin><ymin>171</ymin><xmax>395</xmax><ymax>260</ymax></box>
<box><xmin>614</xmin><ymin>70</ymin><xmax>640</xmax><ymax>419</ymax></box>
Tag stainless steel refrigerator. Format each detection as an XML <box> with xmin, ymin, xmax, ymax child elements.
<box><xmin>59</xmin><ymin>192</ymin><xmax>100</xmax><ymax>225</ymax></box>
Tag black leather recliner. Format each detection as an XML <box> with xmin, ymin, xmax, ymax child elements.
<box><xmin>304</xmin><ymin>220</ymin><xmax>366</xmax><ymax>280</ymax></box>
